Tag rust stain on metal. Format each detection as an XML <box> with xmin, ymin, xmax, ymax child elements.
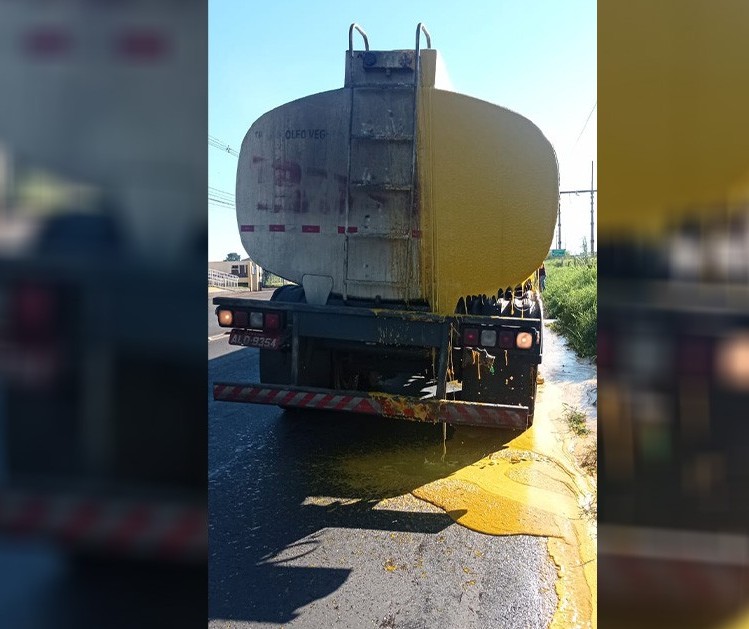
<box><xmin>371</xmin><ymin>392</ymin><xmax>434</xmax><ymax>422</ymax></box>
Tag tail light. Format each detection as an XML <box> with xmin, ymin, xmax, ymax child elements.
<box><xmin>15</xmin><ymin>284</ymin><xmax>55</xmax><ymax>326</ymax></box>
<box><xmin>264</xmin><ymin>313</ymin><xmax>281</xmax><ymax>330</ymax></box>
<box><xmin>465</xmin><ymin>327</ymin><xmax>538</xmax><ymax>350</ymax></box>
<box><xmin>516</xmin><ymin>331</ymin><xmax>534</xmax><ymax>349</ymax></box>
<box><xmin>498</xmin><ymin>331</ymin><xmax>515</xmax><ymax>349</ymax></box>
<box><xmin>216</xmin><ymin>309</ymin><xmax>282</xmax><ymax>330</ymax></box>
<box><xmin>12</xmin><ymin>283</ymin><xmax>58</xmax><ymax>339</ymax></box>
<box><xmin>463</xmin><ymin>328</ymin><xmax>479</xmax><ymax>346</ymax></box>
<box><xmin>480</xmin><ymin>329</ymin><xmax>497</xmax><ymax>347</ymax></box>
<box><xmin>217</xmin><ymin>309</ymin><xmax>233</xmax><ymax>327</ymax></box>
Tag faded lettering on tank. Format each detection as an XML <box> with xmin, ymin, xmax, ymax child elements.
<box><xmin>273</xmin><ymin>160</ymin><xmax>301</xmax><ymax>185</ymax></box>
<box><xmin>284</xmin><ymin>128</ymin><xmax>328</xmax><ymax>140</ymax></box>
<box><xmin>271</xmin><ymin>160</ymin><xmax>304</xmax><ymax>213</ymax></box>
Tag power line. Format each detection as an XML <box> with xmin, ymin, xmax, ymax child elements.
<box><xmin>209</xmin><ymin>135</ymin><xmax>239</xmax><ymax>157</ymax></box>
<box><xmin>209</xmin><ymin>197</ymin><xmax>235</xmax><ymax>209</ymax></box>
<box><xmin>572</xmin><ymin>101</ymin><xmax>596</xmax><ymax>148</ymax></box>
<box><xmin>209</xmin><ymin>186</ymin><xmax>235</xmax><ymax>200</ymax></box>
<box><xmin>208</xmin><ymin>185</ymin><xmax>235</xmax><ymax>209</ymax></box>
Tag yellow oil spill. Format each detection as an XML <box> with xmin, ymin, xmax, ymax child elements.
<box><xmin>332</xmin><ymin>389</ymin><xmax>596</xmax><ymax>628</ymax></box>
<box><xmin>416</xmin><ymin>85</ymin><xmax>559</xmax><ymax>315</ymax></box>
<box><xmin>413</xmin><ymin>407</ymin><xmax>596</xmax><ymax>629</ymax></box>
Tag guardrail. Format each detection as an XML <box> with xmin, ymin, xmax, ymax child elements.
<box><xmin>208</xmin><ymin>268</ymin><xmax>239</xmax><ymax>289</ymax></box>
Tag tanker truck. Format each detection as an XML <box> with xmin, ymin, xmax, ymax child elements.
<box><xmin>0</xmin><ymin>2</ymin><xmax>206</xmax><ymax>564</ymax></box>
<box><xmin>213</xmin><ymin>24</ymin><xmax>559</xmax><ymax>429</ymax></box>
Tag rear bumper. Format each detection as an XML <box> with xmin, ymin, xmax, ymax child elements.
<box><xmin>213</xmin><ymin>382</ymin><xmax>531</xmax><ymax>430</ymax></box>
<box><xmin>0</xmin><ymin>488</ymin><xmax>206</xmax><ymax>563</ymax></box>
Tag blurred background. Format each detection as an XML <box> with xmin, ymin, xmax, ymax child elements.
<box><xmin>0</xmin><ymin>1</ymin><xmax>206</xmax><ymax>627</ymax></box>
<box><xmin>598</xmin><ymin>1</ymin><xmax>749</xmax><ymax>627</ymax></box>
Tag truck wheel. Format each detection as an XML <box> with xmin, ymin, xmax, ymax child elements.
<box><xmin>271</xmin><ymin>284</ymin><xmax>305</xmax><ymax>303</ymax></box>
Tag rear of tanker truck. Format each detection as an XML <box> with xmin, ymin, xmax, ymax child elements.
<box><xmin>213</xmin><ymin>24</ymin><xmax>559</xmax><ymax>429</ymax></box>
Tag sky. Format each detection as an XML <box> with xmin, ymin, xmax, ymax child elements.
<box><xmin>208</xmin><ymin>0</ymin><xmax>596</xmax><ymax>261</ymax></box>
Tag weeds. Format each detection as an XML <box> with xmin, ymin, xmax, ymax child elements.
<box><xmin>562</xmin><ymin>403</ymin><xmax>590</xmax><ymax>436</ymax></box>
<box><xmin>579</xmin><ymin>443</ymin><xmax>597</xmax><ymax>475</ymax></box>
<box><xmin>543</xmin><ymin>258</ymin><xmax>597</xmax><ymax>358</ymax></box>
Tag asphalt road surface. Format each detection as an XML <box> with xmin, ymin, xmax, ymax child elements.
<box><xmin>208</xmin><ymin>290</ymin><xmax>560</xmax><ymax>628</ymax></box>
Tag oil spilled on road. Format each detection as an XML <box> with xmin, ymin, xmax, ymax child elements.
<box><xmin>333</xmin><ymin>386</ymin><xmax>596</xmax><ymax>629</ymax></box>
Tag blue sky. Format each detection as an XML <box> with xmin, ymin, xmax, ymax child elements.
<box><xmin>209</xmin><ymin>0</ymin><xmax>596</xmax><ymax>260</ymax></box>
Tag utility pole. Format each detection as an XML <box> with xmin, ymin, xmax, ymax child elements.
<box><xmin>559</xmin><ymin>165</ymin><xmax>597</xmax><ymax>255</ymax></box>
<box><xmin>590</xmin><ymin>161</ymin><xmax>595</xmax><ymax>255</ymax></box>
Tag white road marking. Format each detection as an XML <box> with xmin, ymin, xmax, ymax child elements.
<box><xmin>208</xmin><ymin>332</ymin><xmax>229</xmax><ymax>342</ymax></box>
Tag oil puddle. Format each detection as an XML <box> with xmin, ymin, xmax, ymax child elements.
<box><xmin>332</xmin><ymin>381</ymin><xmax>596</xmax><ymax>628</ymax></box>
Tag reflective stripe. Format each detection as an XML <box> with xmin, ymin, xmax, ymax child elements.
<box><xmin>213</xmin><ymin>383</ymin><xmax>529</xmax><ymax>428</ymax></box>
<box><xmin>0</xmin><ymin>492</ymin><xmax>205</xmax><ymax>560</ymax></box>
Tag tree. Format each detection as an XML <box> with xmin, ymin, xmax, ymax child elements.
<box><xmin>224</xmin><ymin>252</ymin><xmax>241</xmax><ymax>262</ymax></box>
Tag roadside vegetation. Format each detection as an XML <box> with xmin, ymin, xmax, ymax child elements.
<box><xmin>262</xmin><ymin>272</ymin><xmax>292</xmax><ymax>288</ymax></box>
<box><xmin>561</xmin><ymin>403</ymin><xmax>590</xmax><ymax>436</ymax></box>
<box><xmin>542</xmin><ymin>256</ymin><xmax>597</xmax><ymax>358</ymax></box>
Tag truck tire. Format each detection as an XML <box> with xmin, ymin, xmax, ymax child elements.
<box><xmin>270</xmin><ymin>284</ymin><xmax>305</xmax><ymax>303</ymax></box>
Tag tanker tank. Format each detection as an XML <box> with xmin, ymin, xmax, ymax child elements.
<box><xmin>236</xmin><ymin>45</ymin><xmax>558</xmax><ymax>314</ymax></box>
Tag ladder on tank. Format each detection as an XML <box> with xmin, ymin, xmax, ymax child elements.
<box><xmin>342</xmin><ymin>23</ymin><xmax>431</xmax><ymax>301</ymax></box>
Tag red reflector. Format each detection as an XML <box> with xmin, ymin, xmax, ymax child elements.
<box><xmin>117</xmin><ymin>31</ymin><xmax>168</xmax><ymax>61</ymax></box>
<box><xmin>24</xmin><ymin>28</ymin><xmax>72</xmax><ymax>58</ymax></box>
<box><xmin>233</xmin><ymin>311</ymin><xmax>248</xmax><ymax>328</ymax></box>
<box><xmin>498</xmin><ymin>331</ymin><xmax>515</xmax><ymax>349</ymax></box>
<box><xmin>14</xmin><ymin>284</ymin><xmax>56</xmax><ymax>330</ymax></box>
<box><xmin>463</xmin><ymin>328</ymin><xmax>479</xmax><ymax>346</ymax></box>
<box><xmin>265</xmin><ymin>313</ymin><xmax>281</xmax><ymax>330</ymax></box>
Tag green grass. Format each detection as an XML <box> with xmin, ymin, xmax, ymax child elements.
<box><xmin>561</xmin><ymin>403</ymin><xmax>591</xmax><ymax>436</ymax></box>
<box><xmin>543</xmin><ymin>257</ymin><xmax>597</xmax><ymax>358</ymax></box>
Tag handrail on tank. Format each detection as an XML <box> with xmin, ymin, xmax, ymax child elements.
<box><xmin>415</xmin><ymin>22</ymin><xmax>432</xmax><ymax>54</ymax></box>
<box><xmin>348</xmin><ymin>23</ymin><xmax>369</xmax><ymax>57</ymax></box>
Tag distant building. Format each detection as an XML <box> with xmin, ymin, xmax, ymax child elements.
<box><xmin>209</xmin><ymin>258</ymin><xmax>263</xmax><ymax>290</ymax></box>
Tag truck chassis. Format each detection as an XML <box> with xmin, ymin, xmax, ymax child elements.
<box><xmin>213</xmin><ymin>289</ymin><xmax>543</xmax><ymax>429</ymax></box>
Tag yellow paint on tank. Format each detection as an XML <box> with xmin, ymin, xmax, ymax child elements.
<box><xmin>417</xmin><ymin>87</ymin><xmax>559</xmax><ymax>314</ymax></box>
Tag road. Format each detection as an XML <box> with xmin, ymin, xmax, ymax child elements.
<box><xmin>207</xmin><ymin>290</ymin><xmax>596</xmax><ymax>628</ymax></box>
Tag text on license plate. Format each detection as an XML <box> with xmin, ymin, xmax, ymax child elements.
<box><xmin>229</xmin><ymin>330</ymin><xmax>283</xmax><ymax>349</ymax></box>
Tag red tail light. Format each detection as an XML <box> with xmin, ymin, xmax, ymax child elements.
<box><xmin>498</xmin><ymin>331</ymin><xmax>515</xmax><ymax>349</ymax></box>
<box><xmin>233</xmin><ymin>311</ymin><xmax>248</xmax><ymax>328</ymax></box>
<box><xmin>264</xmin><ymin>313</ymin><xmax>281</xmax><ymax>330</ymax></box>
<box><xmin>13</xmin><ymin>283</ymin><xmax>56</xmax><ymax>332</ymax></box>
<box><xmin>463</xmin><ymin>328</ymin><xmax>479</xmax><ymax>346</ymax></box>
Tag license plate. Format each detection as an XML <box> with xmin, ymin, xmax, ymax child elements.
<box><xmin>228</xmin><ymin>329</ymin><xmax>283</xmax><ymax>349</ymax></box>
